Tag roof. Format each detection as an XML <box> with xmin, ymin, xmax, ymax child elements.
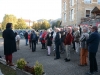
<box><xmin>24</xmin><ymin>19</ymin><xmax>33</xmax><ymax>22</ymax></box>
<box><xmin>91</xmin><ymin>7</ymin><xmax>100</xmax><ymax>13</ymax></box>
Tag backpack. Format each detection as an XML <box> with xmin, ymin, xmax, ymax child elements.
<box><xmin>32</xmin><ymin>33</ymin><xmax>37</xmax><ymax>40</ymax></box>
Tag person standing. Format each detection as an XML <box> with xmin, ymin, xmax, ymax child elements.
<box><xmin>36</xmin><ymin>30</ymin><xmax>39</xmax><ymax>44</ymax></box>
<box><xmin>41</xmin><ymin>30</ymin><xmax>47</xmax><ymax>49</ymax></box>
<box><xmin>86</xmin><ymin>26</ymin><xmax>100</xmax><ymax>75</ymax></box>
<box><xmin>15</xmin><ymin>32</ymin><xmax>20</xmax><ymax>50</ymax></box>
<box><xmin>30</xmin><ymin>30</ymin><xmax>37</xmax><ymax>52</ymax></box>
<box><xmin>24</xmin><ymin>31</ymin><xmax>28</xmax><ymax>46</ymax></box>
<box><xmin>64</xmin><ymin>27</ymin><xmax>73</xmax><ymax>62</ymax></box>
<box><xmin>3</xmin><ymin>23</ymin><xmax>17</xmax><ymax>66</ymax></box>
<box><xmin>54</xmin><ymin>28</ymin><xmax>61</xmax><ymax>60</ymax></box>
<box><xmin>45</xmin><ymin>33</ymin><xmax>53</xmax><ymax>56</ymax></box>
<box><xmin>79</xmin><ymin>27</ymin><xmax>89</xmax><ymax>66</ymax></box>
<box><xmin>73</xmin><ymin>27</ymin><xmax>80</xmax><ymax>54</ymax></box>
<box><xmin>78</xmin><ymin>25</ymin><xmax>82</xmax><ymax>36</ymax></box>
<box><xmin>28</xmin><ymin>32</ymin><xmax>32</xmax><ymax>49</ymax></box>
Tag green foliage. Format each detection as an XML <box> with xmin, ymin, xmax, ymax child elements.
<box><xmin>42</xmin><ymin>20</ymin><xmax>50</xmax><ymax>30</ymax></box>
<box><xmin>15</xmin><ymin>18</ymin><xmax>27</xmax><ymax>29</ymax></box>
<box><xmin>32</xmin><ymin>20</ymin><xmax>50</xmax><ymax>30</ymax></box>
<box><xmin>26</xmin><ymin>26</ymin><xmax>31</xmax><ymax>29</ymax></box>
<box><xmin>32</xmin><ymin>22</ymin><xmax>39</xmax><ymax>30</ymax></box>
<box><xmin>52</xmin><ymin>20</ymin><xmax>61</xmax><ymax>29</ymax></box>
<box><xmin>34</xmin><ymin>61</ymin><xmax>44</xmax><ymax>75</ymax></box>
<box><xmin>56</xmin><ymin>20</ymin><xmax>61</xmax><ymax>27</ymax></box>
<box><xmin>52</xmin><ymin>22</ymin><xmax>56</xmax><ymax>29</ymax></box>
<box><xmin>1</xmin><ymin>14</ymin><xmax>17</xmax><ymax>30</ymax></box>
<box><xmin>16</xmin><ymin>58</ymin><xmax>27</xmax><ymax>70</ymax></box>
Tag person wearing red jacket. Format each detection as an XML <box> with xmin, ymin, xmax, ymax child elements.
<box><xmin>28</xmin><ymin>32</ymin><xmax>32</xmax><ymax>49</ymax></box>
<box><xmin>64</xmin><ymin>27</ymin><xmax>73</xmax><ymax>62</ymax></box>
<box><xmin>41</xmin><ymin>30</ymin><xmax>47</xmax><ymax>49</ymax></box>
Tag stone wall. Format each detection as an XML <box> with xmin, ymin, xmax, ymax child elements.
<box><xmin>61</xmin><ymin>0</ymin><xmax>100</xmax><ymax>26</ymax></box>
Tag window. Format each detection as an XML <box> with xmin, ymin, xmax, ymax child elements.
<box><xmin>98</xmin><ymin>0</ymin><xmax>100</xmax><ymax>4</ymax></box>
<box><xmin>70</xmin><ymin>9</ymin><xmax>74</xmax><ymax>21</ymax></box>
<box><xmin>64</xmin><ymin>13</ymin><xmax>66</xmax><ymax>22</ymax></box>
<box><xmin>86</xmin><ymin>10</ymin><xmax>91</xmax><ymax>17</ymax></box>
<box><xmin>93</xmin><ymin>0</ymin><xmax>97</xmax><ymax>2</ymax></box>
<box><xmin>64</xmin><ymin>2</ymin><xmax>66</xmax><ymax>11</ymax></box>
<box><xmin>84</xmin><ymin>0</ymin><xmax>91</xmax><ymax>3</ymax></box>
<box><xmin>70</xmin><ymin>0</ymin><xmax>74</xmax><ymax>6</ymax></box>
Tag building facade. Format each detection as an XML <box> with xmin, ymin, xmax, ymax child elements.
<box><xmin>61</xmin><ymin>0</ymin><xmax>100</xmax><ymax>26</ymax></box>
<box><xmin>24</xmin><ymin>19</ymin><xmax>33</xmax><ymax>26</ymax></box>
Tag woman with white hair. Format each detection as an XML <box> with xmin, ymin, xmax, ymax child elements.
<box><xmin>54</xmin><ymin>28</ymin><xmax>61</xmax><ymax>60</ymax></box>
<box><xmin>73</xmin><ymin>27</ymin><xmax>80</xmax><ymax>54</ymax></box>
<box><xmin>79</xmin><ymin>27</ymin><xmax>89</xmax><ymax>66</ymax></box>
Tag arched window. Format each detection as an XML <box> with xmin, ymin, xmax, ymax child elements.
<box><xmin>70</xmin><ymin>9</ymin><xmax>74</xmax><ymax>21</ymax></box>
<box><xmin>70</xmin><ymin>0</ymin><xmax>74</xmax><ymax>6</ymax></box>
<box><xmin>64</xmin><ymin>2</ymin><xmax>66</xmax><ymax>11</ymax></box>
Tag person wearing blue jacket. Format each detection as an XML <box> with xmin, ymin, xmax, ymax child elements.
<box><xmin>86</xmin><ymin>26</ymin><xmax>100</xmax><ymax>75</ymax></box>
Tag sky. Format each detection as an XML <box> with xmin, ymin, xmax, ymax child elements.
<box><xmin>0</xmin><ymin>0</ymin><xmax>61</xmax><ymax>22</ymax></box>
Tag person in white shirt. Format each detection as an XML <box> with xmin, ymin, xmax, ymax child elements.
<box><xmin>15</xmin><ymin>32</ymin><xmax>20</xmax><ymax>50</ymax></box>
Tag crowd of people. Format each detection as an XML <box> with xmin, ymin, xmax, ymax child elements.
<box><xmin>2</xmin><ymin>23</ymin><xmax>100</xmax><ymax>75</ymax></box>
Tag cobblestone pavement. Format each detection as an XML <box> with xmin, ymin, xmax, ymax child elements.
<box><xmin>0</xmin><ymin>39</ymin><xmax>100</xmax><ymax>75</ymax></box>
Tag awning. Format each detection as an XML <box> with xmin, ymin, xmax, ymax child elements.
<box><xmin>91</xmin><ymin>7</ymin><xmax>100</xmax><ymax>13</ymax></box>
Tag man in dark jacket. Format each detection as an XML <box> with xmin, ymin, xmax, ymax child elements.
<box><xmin>24</xmin><ymin>31</ymin><xmax>28</xmax><ymax>46</ymax></box>
<box><xmin>86</xmin><ymin>26</ymin><xmax>100</xmax><ymax>75</ymax></box>
<box><xmin>3</xmin><ymin>23</ymin><xmax>17</xmax><ymax>66</ymax></box>
<box><xmin>54</xmin><ymin>28</ymin><xmax>61</xmax><ymax>60</ymax></box>
<box><xmin>30</xmin><ymin>30</ymin><xmax>37</xmax><ymax>52</ymax></box>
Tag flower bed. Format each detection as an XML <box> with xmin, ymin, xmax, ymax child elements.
<box><xmin>16</xmin><ymin>58</ymin><xmax>46</xmax><ymax>75</ymax></box>
<box><xmin>0</xmin><ymin>58</ymin><xmax>46</xmax><ymax>75</ymax></box>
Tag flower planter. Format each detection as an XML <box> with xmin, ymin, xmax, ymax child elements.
<box><xmin>16</xmin><ymin>59</ymin><xmax>46</xmax><ymax>75</ymax></box>
<box><xmin>16</xmin><ymin>68</ymin><xmax>33</xmax><ymax>75</ymax></box>
<box><xmin>16</xmin><ymin>68</ymin><xmax>46</xmax><ymax>75</ymax></box>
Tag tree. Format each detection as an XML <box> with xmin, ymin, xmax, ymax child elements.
<box><xmin>56</xmin><ymin>20</ymin><xmax>61</xmax><ymax>27</ymax></box>
<box><xmin>26</xmin><ymin>26</ymin><xmax>31</xmax><ymax>29</ymax></box>
<box><xmin>52</xmin><ymin>20</ymin><xmax>61</xmax><ymax>29</ymax></box>
<box><xmin>38</xmin><ymin>22</ymin><xmax>42</xmax><ymax>30</ymax></box>
<box><xmin>1</xmin><ymin>14</ymin><xmax>17</xmax><ymax>30</ymax></box>
<box><xmin>31</xmin><ymin>20</ymin><xmax>50</xmax><ymax>30</ymax></box>
<box><xmin>41</xmin><ymin>20</ymin><xmax>50</xmax><ymax>30</ymax></box>
<box><xmin>15</xmin><ymin>18</ymin><xmax>27</xmax><ymax>29</ymax></box>
<box><xmin>52</xmin><ymin>22</ymin><xmax>56</xmax><ymax>29</ymax></box>
<box><xmin>31</xmin><ymin>22</ymin><xmax>39</xmax><ymax>30</ymax></box>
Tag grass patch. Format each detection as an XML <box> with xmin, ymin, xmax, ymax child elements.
<box><xmin>0</xmin><ymin>63</ymin><xmax>16</xmax><ymax>75</ymax></box>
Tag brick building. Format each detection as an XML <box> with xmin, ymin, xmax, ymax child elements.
<box><xmin>61</xmin><ymin>0</ymin><xmax>100</xmax><ymax>26</ymax></box>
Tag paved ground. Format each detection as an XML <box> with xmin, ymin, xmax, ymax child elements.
<box><xmin>0</xmin><ymin>39</ymin><xmax>100</xmax><ymax>75</ymax></box>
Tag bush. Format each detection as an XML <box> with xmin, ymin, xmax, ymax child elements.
<box><xmin>16</xmin><ymin>58</ymin><xmax>27</xmax><ymax>70</ymax></box>
<box><xmin>34</xmin><ymin>61</ymin><xmax>44</xmax><ymax>75</ymax></box>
